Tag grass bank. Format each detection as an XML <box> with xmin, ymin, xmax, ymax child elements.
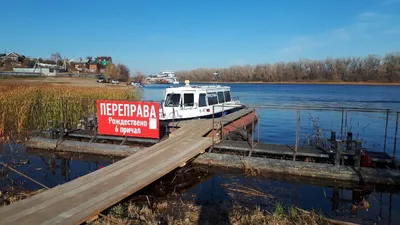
<box><xmin>0</xmin><ymin>82</ymin><xmax>140</xmax><ymax>140</ymax></box>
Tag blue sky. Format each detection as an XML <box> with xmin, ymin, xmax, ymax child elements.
<box><xmin>1</xmin><ymin>0</ymin><xmax>399</xmax><ymax>74</ymax></box>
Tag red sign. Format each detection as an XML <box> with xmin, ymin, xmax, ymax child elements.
<box><xmin>96</xmin><ymin>100</ymin><xmax>159</xmax><ymax>139</ymax></box>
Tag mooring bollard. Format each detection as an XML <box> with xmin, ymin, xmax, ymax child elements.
<box><xmin>84</xmin><ymin>116</ymin><xmax>88</xmax><ymax>130</ymax></box>
<box><xmin>59</xmin><ymin>122</ymin><xmax>65</xmax><ymax>139</ymax></box>
<box><xmin>89</xmin><ymin>117</ymin><xmax>98</xmax><ymax>143</ymax></box>
<box><xmin>354</xmin><ymin>141</ymin><xmax>362</xmax><ymax>169</ymax></box>
<box><xmin>48</xmin><ymin>120</ymin><xmax>54</xmax><ymax>139</ymax></box>
<box><xmin>393</xmin><ymin>112</ymin><xmax>399</xmax><ymax>160</ymax></box>
<box><xmin>346</xmin><ymin>132</ymin><xmax>353</xmax><ymax>151</ymax></box>
<box><xmin>331</xmin><ymin>131</ymin><xmax>340</xmax><ymax>166</ymax></box>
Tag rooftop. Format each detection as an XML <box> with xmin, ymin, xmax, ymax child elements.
<box><xmin>166</xmin><ymin>83</ymin><xmax>230</xmax><ymax>91</ymax></box>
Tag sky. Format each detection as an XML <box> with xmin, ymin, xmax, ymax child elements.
<box><xmin>1</xmin><ymin>0</ymin><xmax>400</xmax><ymax>74</ymax></box>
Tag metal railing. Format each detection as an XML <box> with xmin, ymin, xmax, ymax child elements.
<box><xmin>0</xmin><ymin>71</ymin><xmax>44</xmax><ymax>77</ymax></box>
<box><xmin>45</xmin><ymin>97</ymin><xmax>400</xmax><ymax>161</ymax></box>
<box><xmin>209</xmin><ymin>103</ymin><xmax>400</xmax><ymax>161</ymax></box>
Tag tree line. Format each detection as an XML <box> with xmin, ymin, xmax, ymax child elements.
<box><xmin>175</xmin><ymin>52</ymin><xmax>400</xmax><ymax>83</ymax></box>
<box><xmin>104</xmin><ymin>63</ymin><xmax>131</xmax><ymax>82</ymax></box>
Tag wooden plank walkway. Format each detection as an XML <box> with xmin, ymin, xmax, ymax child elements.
<box><xmin>0</xmin><ymin>121</ymin><xmax>212</xmax><ymax>225</ymax></box>
<box><xmin>0</xmin><ymin>108</ymin><xmax>255</xmax><ymax>225</ymax></box>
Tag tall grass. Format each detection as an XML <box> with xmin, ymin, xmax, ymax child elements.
<box><xmin>0</xmin><ymin>83</ymin><xmax>140</xmax><ymax>140</ymax></box>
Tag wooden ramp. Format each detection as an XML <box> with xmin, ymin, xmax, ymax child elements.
<box><xmin>0</xmin><ymin>121</ymin><xmax>212</xmax><ymax>225</ymax></box>
<box><xmin>0</xmin><ymin>108</ymin><xmax>255</xmax><ymax>225</ymax></box>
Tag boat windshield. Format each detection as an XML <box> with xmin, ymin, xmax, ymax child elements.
<box><xmin>164</xmin><ymin>93</ymin><xmax>181</xmax><ymax>107</ymax></box>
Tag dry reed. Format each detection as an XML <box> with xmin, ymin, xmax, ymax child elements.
<box><xmin>89</xmin><ymin>200</ymin><xmax>349</xmax><ymax>225</ymax></box>
<box><xmin>0</xmin><ymin>83</ymin><xmax>140</xmax><ymax>140</ymax></box>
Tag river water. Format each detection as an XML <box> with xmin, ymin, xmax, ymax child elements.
<box><xmin>1</xmin><ymin>83</ymin><xmax>400</xmax><ymax>224</ymax></box>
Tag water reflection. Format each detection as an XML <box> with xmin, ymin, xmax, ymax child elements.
<box><xmin>182</xmin><ymin>169</ymin><xmax>399</xmax><ymax>225</ymax></box>
<box><xmin>0</xmin><ymin>146</ymin><xmax>116</xmax><ymax>191</ymax></box>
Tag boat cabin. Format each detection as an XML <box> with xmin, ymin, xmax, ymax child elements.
<box><xmin>159</xmin><ymin>81</ymin><xmax>242</xmax><ymax>121</ymax></box>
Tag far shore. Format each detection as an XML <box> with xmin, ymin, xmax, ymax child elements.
<box><xmin>189</xmin><ymin>81</ymin><xmax>400</xmax><ymax>86</ymax></box>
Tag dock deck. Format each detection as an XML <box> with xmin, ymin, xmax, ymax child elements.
<box><xmin>215</xmin><ymin>140</ymin><xmax>330</xmax><ymax>158</ymax></box>
<box><xmin>214</xmin><ymin>140</ymin><xmax>394</xmax><ymax>164</ymax></box>
<box><xmin>0</xmin><ymin>108</ymin><xmax>256</xmax><ymax>225</ymax></box>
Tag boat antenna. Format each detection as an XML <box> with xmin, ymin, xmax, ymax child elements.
<box><xmin>213</xmin><ymin>71</ymin><xmax>219</xmax><ymax>86</ymax></box>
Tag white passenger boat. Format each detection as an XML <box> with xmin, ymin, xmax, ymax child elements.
<box><xmin>159</xmin><ymin>80</ymin><xmax>243</xmax><ymax>122</ymax></box>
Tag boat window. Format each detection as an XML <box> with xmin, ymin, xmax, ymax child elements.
<box><xmin>183</xmin><ymin>93</ymin><xmax>194</xmax><ymax>107</ymax></box>
<box><xmin>224</xmin><ymin>91</ymin><xmax>231</xmax><ymax>102</ymax></box>
<box><xmin>207</xmin><ymin>92</ymin><xmax>218</xmax><ymax>105</ymax></box>
<box><xmin>217</xmin><ymin>92</ymin><xmax>225</xmax><ymax>103</ymax></box>
<box><xmin>199</xmin><ymin>94</ymin><xmax>207</xmax><ymax>107</ymax></box>
<box><xmin>164</xmin><ymin>93</ymin><xmax>181</xmax><ymax>107</ymax></box>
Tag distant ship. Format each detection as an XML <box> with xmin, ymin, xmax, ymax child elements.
<box><xmin>146</xmin><ymin>71</ymin><xmax>180</xmax><ymax>84</ymax></box>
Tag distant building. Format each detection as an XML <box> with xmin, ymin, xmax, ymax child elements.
<box><xmin>0</xmin><ymin>52</ymin><xmax>25</xmax><ymax>62</ymax></box>
<box><xmin>89</xmin><ymin>62</ymin><xmax>98</xmax><ymax>73</ymax></box>
<box><xmin>13</xmin><ymin>67</ymin><xmax>57</xmax><ymax>76</ymax></box>
<box><xmin>70</xmin><ymin>58</ymin><xmax>90</xmax><ymax>72</ymax></box>
<box><xmin>95</xmin><ymin>56</ymin><xmax>112</xmax><ymax>66</ymax></box>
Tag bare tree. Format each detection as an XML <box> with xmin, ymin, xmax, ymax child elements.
<box><xmin>174</xmin><ymin>52</ymin><xmax>400</xmax><ymax>83</ymax></box>
<box><xmin>51</xmin><ymin>52</ymin><xmax>62</xmax><ymax>65</ymax></box>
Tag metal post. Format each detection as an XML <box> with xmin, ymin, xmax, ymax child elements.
<box><xmin>83</xmin><ymin>116</ymin><xmax>88</xmax><ymax>130</ymax></box>
<box><xmin>383</xmin><ymin>109</ymin><xmax>389</xmax><ymax>153</ymax></box>
<box><xmin>331</xmin><ymin>131</ymin><xmax>339</xmax><ymax>166</ymax></box>
<box><xmin>249</xmin><ymin>111</ymin><xmax>255</xmax><ymax>156</ymax></box>
<box><xmin>48</xmin><ymin>120</ymin><xmax>54</xmax><ymax>139</ymax></box>
<box><xmin>294</xmin><ymin>108</ymin><xmax>300</xmax><ymax>161</ymax></box>
<box><xmin>344</xmin><ymin>110</ymin><xmax>348</xmax><ymax>141</ymax></box>
<box><xmin>340</xmin><ymin>108</ymin><xmax>344</xmax><ymax>140</ymax></box>
<box><xmin>90</xmin><ymin>117</ymin><xmax>98</xmax><ymax>143</ymax></box>
<box><xmin>257</xmin><ymin>107</ymin><xmax>260</xmax><ymax>144</ymax></box>
<box><xmin>393</xmin><ymin>112</ymin><xmax>399</xmax><ymax>159</ymax></box>
<box><xmin>59</xmin><ymin>122</ymin><xmax>65</xmax><ymax>139</ymax></box>
<box><xmin>65</xmin><ymin>98</ymin><xmax>69</xmax><ymax>130</ymax></box>
<box><xmin>90</xmin><ymin>99</ymin><xmax>98</xmax><ymax>142</ymax></box>
<box><xmin>221</xmin><ymin>104</ymin><xmax>225</xmax><ymax>140</ymax></box>
<box><xmin>389</xmin><ymin>193</ymin><xmax>393</xmax><ymax>225</ymax></box>
<box><xmin>61</xmin><ymin>97</ymin><xmax>65</xmax><ymax>126</ymax></box>
<box><xmin>209</xmin><ymin>105</ymin><xmax>215</xmax><ymax>153</ymax></box>
<box><xmin>346</xmin><ymin>132</ymin><xmax>353</xmax><ymax>151</ymax></box>
<box><xmin>354</xmin><ymin>141</ymin><xmax>361</xmax><ymax>169</ymax></box>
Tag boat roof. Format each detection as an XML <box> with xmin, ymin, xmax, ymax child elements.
<box><xmin>165</xmin><ymin>84</ymin><xmax>231</xmax><ymax>92</ymax></box>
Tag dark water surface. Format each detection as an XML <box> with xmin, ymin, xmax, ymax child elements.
<box><xmin>1</xmin><ymin>146</ymin><xmax>399</xmax><ymax>224</ymax></box>
<box><xmin>1</xmin><ymin>83</ymin><xmax>400</xmax><ymax>224</ymax></box>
